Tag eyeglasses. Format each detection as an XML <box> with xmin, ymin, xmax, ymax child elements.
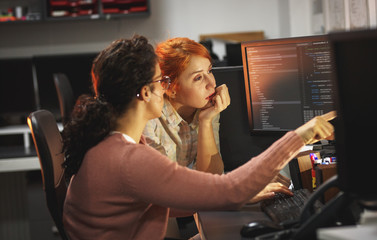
<box><xmin>153</xmin><ymin>76</ymin><xmax>171</xmax><ymax>90</ymax></box>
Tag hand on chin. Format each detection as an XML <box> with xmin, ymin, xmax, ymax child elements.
<box><xmin>201</xmin><ymin>100</ymin><xmax>214</xmax><ymax>110</ymax></box>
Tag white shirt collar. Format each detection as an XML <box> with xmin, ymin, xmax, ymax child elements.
<box><xmin>110</xmin><ymin>131</ymin><xmax>136</xmax><ymax>144</ymax></box>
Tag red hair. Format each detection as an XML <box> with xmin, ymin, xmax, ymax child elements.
<box><xmin>156</xmin><ymin>37</ymin><xmax>212</xmax><ymax>88</ymax></box>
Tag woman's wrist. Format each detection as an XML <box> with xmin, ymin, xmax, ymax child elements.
<box><xmin>198</xmin><ymin>118</ymin><xmax>213</xmax><ymax>128</ymax></box>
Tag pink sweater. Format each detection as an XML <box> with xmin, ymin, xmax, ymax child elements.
<box><xmin>63</xmin><ymin>132</ymin><xmax>304</xmax><ymax>240</ymax></box>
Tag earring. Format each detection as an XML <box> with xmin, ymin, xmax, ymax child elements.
<box><xmin>170</xmin><ymin>90</ymin><xmax>176</xmax><ymax>99</ymax></box>
<box><xmin>146</xmin><ymin>98</ymin><xmax>150</xmax><ymax>102</ymax></box>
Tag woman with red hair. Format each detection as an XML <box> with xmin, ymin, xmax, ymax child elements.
<box><xmin>144</xmin><ymin>38</ymin><xmax>291</xmax><ymax>197</ymax></box>
<box><xmin>143</xmin><ymin>37</ymin><xmax>228</xmax><ymax>175</ymax></box>
<box><xmin>143</xmin><ymin>38</ymin><xmax>232</xmax><ymax>238</ymax></box>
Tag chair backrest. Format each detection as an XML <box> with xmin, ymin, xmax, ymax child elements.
<box><xmin>28</xmin><ymin>110</ymin><xmax>70</xmax><ymax>240</ymax></box>
<box><xmin>53</xmin><ymin>73</ymin><xmax>75</xmax><ymax>125</ymax></box>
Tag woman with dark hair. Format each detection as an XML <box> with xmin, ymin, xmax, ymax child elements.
<box><xmin>62</xmin><ymin>35</ymin><xmax>335</xmax><ymax>240</ymax></box>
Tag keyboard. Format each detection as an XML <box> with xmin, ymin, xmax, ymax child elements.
<box><xmin>260</xmin><ymin>188</ymin><xmax>323</xmax><ymax>226</ymax></box>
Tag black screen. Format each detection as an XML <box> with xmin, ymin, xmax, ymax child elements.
<box><xmin>241</xmin><ymin>35</ymin><xmax>336</xmax><ymax>134</ymax></box>
<box><xmin>213</xmin><ymin>66</ymin><xmax>282</xmax><ymax>171</ymax></box>
<box><xmin>0</xmin><ymin>58</ymin><xmax>36</xmax><ymax>126</ymax></box>
<box><xmin>330</xmin><ymin>29</ymin><xmax>377</xmax><ymax>201</ymax></box>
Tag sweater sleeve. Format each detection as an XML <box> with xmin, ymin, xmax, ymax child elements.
<box><xmin>120</xmin><ymin>131</ymin><xmax>304</xmax><ymax>212</ymax></box>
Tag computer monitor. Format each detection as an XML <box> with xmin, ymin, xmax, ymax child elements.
<box><xmin>213</xmin><ymin>66</ymin><xmax>283</xmax><ymax>171</ymax></box>
<box><xmin>225</xmin><ymin>43</ymin><xmax>242</xmax><ymax>66</ymax></box>
<box><xmin>241</xmin><ymin>35</ymin><xmax>336</xmax><ymax>134</ymax></box>
<box><xmin>329</xmin><ymin>29</ymin><xmax>377</xmax><ymax>203</ymax></box>
<box><xmin>0</xmin><ymin>58</ymin><xmax>37</xmax><ymax>126</ymax></box>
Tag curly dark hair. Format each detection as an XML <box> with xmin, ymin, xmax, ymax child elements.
<box><xmin>62</xmin><ymin>35</ymin><xmax>157</xmax><ymax>177</ymax></box>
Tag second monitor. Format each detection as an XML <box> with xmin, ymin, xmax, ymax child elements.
<box><xmin>241</xmin><ymin>35</ymin><xmax>336</xmax><ymax>134</ymax></box>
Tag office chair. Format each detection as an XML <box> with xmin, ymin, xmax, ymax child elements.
<box><xmin>27</xmin><ymin>110</ymin><xmax>70</xmax><ymax>240</ymax></box>
<box><xmin>53</xmin><ymin>73</ymin><xmax>75</xmax><ymax>125</ymax></box>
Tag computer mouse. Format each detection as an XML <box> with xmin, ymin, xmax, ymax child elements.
<box><xmin>240</xmin><ymin>220</ymin><xmax>283</xmax><ymax>238</ymax></box>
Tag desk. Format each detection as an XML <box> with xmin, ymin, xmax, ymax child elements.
<box><xmin>197</xmin><ymin>204</ymin><xmax>376</xmax><ymax>240</ymax></box>
<box><xmin>317</xmin><ymin>210</ymin><xmax>377</xmax><ymax>240</ymax></box>
<box><xmin>0</xmin><ymin>156</ymin><xmax>39</xmax><ymax>173</ymax></box>
<box><xmin>0</xmin><ymin>125</ymin><xmax>38</xmax><ymax>173</ymax></box>
<box><xmin>0</xmin><ymin>124</ymin><xmax>32</xmax><ymax>148</ymax></box>
<box><xmin>196</xmin><ymin>204</ymin><xmax>269</xmax><ymax>240</ymax></box>
<box><xmin>0</xmin><ymin>123</ymin><xmax>63</xmax><ymax>173</ymax></box>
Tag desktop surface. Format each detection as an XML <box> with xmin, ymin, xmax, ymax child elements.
<box><xmin>0</xmin><ymin>145</ymin><xmax>36</xmax><ymax>159</ymax></box>
<box><xmin>0</xmin><ymin>122</ymin><xmax>38</xmax><ymax>173</ymax></box>
<box><xmin>197</xmin><ymin>204</ymin><xmax>268</xmax><ymax>240</ymax></box>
